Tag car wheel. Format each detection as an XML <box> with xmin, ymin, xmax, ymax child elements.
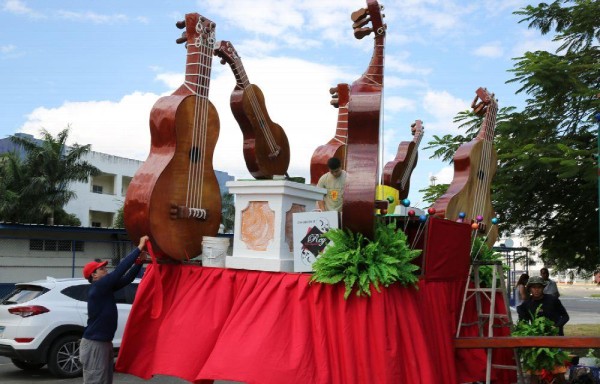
<box><xmin>47</xmin><ymin>335</ymin><xmax>83</xmax><ymax>378</ymax></box>
<box><xmin>11</xmin><ymin>358</ymin><xmax>46</xmax><ymax>370</ymax></box>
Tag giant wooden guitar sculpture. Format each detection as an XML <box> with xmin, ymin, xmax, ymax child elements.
<box><xmin>214</xmin><ymin>40</ymin><xmax>290</xmax><ymax>179</ymax></box>
<box><xmin>342</xmin><ymin>0</ymin><xmax>386</xmax><ymax>240</ymax></box>
<box><xmin>309</xmin><ymin>83</ymin><xmax>350</xmax><ymax>185</ymax></box>
<box><xmin>381</xmin><ymin>119</ymin><xmax>424</xmax><ymax>199</ymax></box>
<box><xmin>124</xmin><ymin>13</ymin><xmax>221</xmax><ymax>260</ymax></box>
<box><xmin>432</xmin><ymin>87</ymin><xmax>499</xmax><ymax>246</ymax></box>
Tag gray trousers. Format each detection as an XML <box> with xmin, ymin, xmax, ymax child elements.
<box><xmin>80</xmin><ymin>338</ymin><xmax>114</xmax><ymax>384</ymax></box>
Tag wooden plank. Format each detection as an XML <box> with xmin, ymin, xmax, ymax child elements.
<box><xmin>454</xmin><ymin>336</ymin><xmax>600</xmax><ymax>349</ymax></box>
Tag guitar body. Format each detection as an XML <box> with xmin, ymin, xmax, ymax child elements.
<box><xmin>124</xmin><ymin>13</ymin><xmax>221</xmax><ymax>260</ymax></box>
<box><xmin>382</xmin><ymin>141</ymin><xmax>417</xmax><ymax>199</ymax></box>
<box><xmin>125</xmin><ymin>93</ymin><xmax>221</xmax><ymax>259</ymax></box>
<box><xmin>432</xmin><ymin>138</ymin><xmax>498</xmax><ymax>246</ymax></box>
<box><xmin>230</xmin><ymin>84</ymin><xmax>290</xmax><ymax>179</ymax></box>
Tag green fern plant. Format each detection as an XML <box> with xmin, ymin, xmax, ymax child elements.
<box><xmin>512</xmin><ymin>307</ymin><xmax>570</xmax><ymax>373</ymax></box>
<box><xmin>310</xmin><ymin>222</ymin><xmax>421</xmax><ymax>299</ymax></box>
<box><xmin>471</xmin><ymin>236</ymin><xmax>508</xmax><ymax>287</ymax></box>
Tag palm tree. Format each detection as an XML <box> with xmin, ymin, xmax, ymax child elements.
<box><xmin>0</xmin><ymin>152</ymin><xmax>32</xmax><ymax>222</ymax></box>
<box><xmin>9</xmin><ymin>127</ymin><xmax>100</xmax><ymax>225</ymax></box>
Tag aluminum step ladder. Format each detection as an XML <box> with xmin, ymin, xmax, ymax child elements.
<box><xmin>456</xmin><ymin>261</ymin><xmax>524</xmax><ymax>384</ymax></box>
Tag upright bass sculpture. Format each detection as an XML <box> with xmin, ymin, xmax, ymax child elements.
<box><xmin>381</xmin><ymin>120</ymin><xmax>424</xmax><ymax>199</ymax></box>
<box><xmin>124</xmin><ymin>13</ymin><xmax>221</xmax><ymax>260</ymax></box>
<box><xmin>214</xmin><ymin>40</ymin><xmax>290</xmax><ymax>179</ymax></box>
<box><xmin>309</xmin><ymin>83</ymin><xmax>350</xmax><ymax>185</ymax></box>
<box><xmin>342</xmin><ymin>0</ymin><xmax>386</xmax><ymax>240</ymax></box>
<box><xmin>432</xmin><ymin>87</ymin><xmax>499</xmax><ymax>246</ymax></box>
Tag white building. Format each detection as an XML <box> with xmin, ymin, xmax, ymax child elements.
<box><xmin>0</xmin><ymin>133</ymin><xmax>234</xmax><ymax>228</ymax></box>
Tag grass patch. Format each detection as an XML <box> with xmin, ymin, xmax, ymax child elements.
<box><xmin>590</xmin><ymin>294</ymin><xmax>600</xmax><ymax>298</ymax></box>
<box><xmin>563</xmin><ymin>324</ymin><xmax>600</xmax><ymax>356</ymax></box>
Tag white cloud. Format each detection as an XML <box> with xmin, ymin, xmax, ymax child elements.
<box><xmin>474</xmin><ymin>41</ymin><xmax>504</xmax><ymax>58</ymax></box>
<box><xmin>421</xmin><ymin>90</ymin><xmax>469</xmax><ymax>134</ymax></box>
<box><xmin>430</xmin><ymin>166</ymin><xmax>453</xmax><ymax>184</ymax></box>
<box><xmin>17</xmin><ymin>56</ymin><xmax>347</xmax><ymax>182</ymax></box>
<box><xmin>2</xmin><ymin>0</ymin><xmax>43</xmax><ymax>17</ymax></box>
<box><xmin>1</xmin><ymin>44</ymin><xmax>16</xmax><ymax>54</ymax></box>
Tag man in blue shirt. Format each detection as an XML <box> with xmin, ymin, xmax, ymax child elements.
<box><xmin>79</xmin><ymin>235</ymin><xmax>149</xmax><ymax>384</ymax></box>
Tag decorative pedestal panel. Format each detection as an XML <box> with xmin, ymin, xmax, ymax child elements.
<box><xmin>226</xmin><ymin>180</ymin><xmax>326</xmax><ymax>272</ymax></box>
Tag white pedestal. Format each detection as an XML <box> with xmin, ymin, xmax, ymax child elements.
<box><xmin>225</xmin><ymin>180</ymin><xmax>326</xmax><ymax>272</ymax></box>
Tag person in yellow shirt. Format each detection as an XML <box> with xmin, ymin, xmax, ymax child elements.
<box><xmin>316</xmin><ymin>157</ymin><xmax>347</xmax><ymax>212</ymax></box>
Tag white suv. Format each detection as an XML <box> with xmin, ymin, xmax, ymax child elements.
<box><xmin>0</xmin><ymin>277</ymin><xmax>140</xmax><ymax>378</ymax></box>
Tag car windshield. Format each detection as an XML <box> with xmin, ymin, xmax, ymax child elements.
<box><xmin>1</xmin><ymin>285</ymin><xmax>48</xmax><ymax>305</ymax></box>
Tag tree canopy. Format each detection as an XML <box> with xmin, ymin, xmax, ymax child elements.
<box><xmin>422</xmin><ymin>0</ymin><xmax>599</xmax><ymax>271</ymax></box>
<box><xmin>0</xmin><ymin>128</ymin><xmax>100</xmax><ymax>225</ymax></box>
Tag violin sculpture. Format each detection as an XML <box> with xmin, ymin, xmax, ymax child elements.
<box><xmin>432</xmin><ymin>87</ymin><xmax>499</xmax><ymax>246</ymax></box>
<box><xmin>214</xmin><ymin>40</ymin><xmax>290</xmax><ymax>179</ymax></box>
<box><xmin>309</xmin><ymin>83</ymin><xmax>350</xmax><ymax>185</ymax></box>
<box><xmin>382</xmin><ymin>120</ymin><xmax>424</xmax><ymax>199</ymax></box>
<box><xmin>124</xmin><ymin>13</ymin><xmax>222</xmax><ymax>260</ymax></box>
<box><xmin>342</xmin><ymin>0</ymin><xmax>386</xmax><ymax>240</ymax></box>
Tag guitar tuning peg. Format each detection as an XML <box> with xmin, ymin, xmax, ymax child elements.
<box><xmin>330</xmin><ymin>98</ymin><xmax>340</xmax><ymax>108</ymax></box>
<box><xmin>176</xmin><ymin>32</ymin><xmax>187</xmax><ymax>44</ymax></box>
<box><xmin>354</xmin><ymin>27</ymin><xmax>373</xmax><ymax>40</ymax></box>
<box><xmin>351</xmin><ymin>7</ymin><xmax>368</xmax><ymax>22</ymax></box>
<box><xmin>220</xmin><ymin>58</ymin><xmax>227</xmax><ymax>65</ymax></box>
<box><xmin>175</xmin><ymin>20</ymin><xmax>185</xmax><ymax>29</ymax></box>
<box><xmin>329</xmin><ymin>87</ymin><xmax>337</xmax><ymax>95</ymax></box>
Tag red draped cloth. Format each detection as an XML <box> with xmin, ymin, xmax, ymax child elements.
<box><xmin>116</xmin><ymin>218</ymin><xmax>516</xmax><ymax>383</ymax></box>
<box><xmin>116</xmin><ymin>265</ymin><xmax>472</xmax><ymax>383</ymax></box>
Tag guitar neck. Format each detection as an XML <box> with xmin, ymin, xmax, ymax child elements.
<box><xmin>476</xmin><ymin>100</ymin><xmax>498</xmax><ymax>142</ymax></box>
<box><xmin>184</xmin><ymin>41</ymin><xmax>215</xmax><ymax>98</ymax></box>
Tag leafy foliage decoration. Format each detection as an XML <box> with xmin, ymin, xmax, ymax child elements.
<box><xmin>470</xmin><ymin>236</ymin><xmax>508</xmax><ymax>287</ymax></box>
<box><xmin>310</xmin><ymin>222</ymin><xmax>420</xmax><ymax>299</ymax></box>
<box><xmin>513</xmin><ymin>307</ymin><xmax>570</xmax><ymax>373</ymax></box>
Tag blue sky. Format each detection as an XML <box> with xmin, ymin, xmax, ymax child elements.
<box><xmin>0</xmin><ymin>0</ymin><xmax>556</xmax><ymax>207</ymax></box>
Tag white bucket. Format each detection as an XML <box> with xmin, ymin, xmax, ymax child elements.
<box><xmin>201</xmin><ymin>236</ymin><xmax>230</xmax><ymax>268</ymax></box>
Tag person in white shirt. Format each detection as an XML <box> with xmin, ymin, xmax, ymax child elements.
<box><xmin>540</xmin><ymin>267</ymin><xmax>560</xmax><ymax>298</ymax></box>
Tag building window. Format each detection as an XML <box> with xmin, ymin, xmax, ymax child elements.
<box><xmin>29</xmin><ymin>239</ymin><xmax>85</xmax><ymax>252</ymax></box>
<box><xmin>92</xmin><ymin>185</ymin><xmax>103</xmax><ymax>194</ymax></box>
<box><xmin>91</xmin><ymin>221</ymin><xmax>102</xmax><ymax>228</ymax></box>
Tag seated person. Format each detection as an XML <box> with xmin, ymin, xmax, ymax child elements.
<box><xmin>517</xmin><ymin>276</ymin><xmax>569</xmax><ymax>335</ymax></box>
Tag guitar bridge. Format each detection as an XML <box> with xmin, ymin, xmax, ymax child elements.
<box><xmin>268</xmin><ymin>146</ymin><xmax>281</xmax><ymax>159</ymax></box>
<box><xmin>170</xmin><ymin>204</ymin><xmax>208</xmax><ymax>220</ymax></box>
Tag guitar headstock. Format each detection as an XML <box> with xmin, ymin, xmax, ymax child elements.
<box><xmin>329</xmin><ymin>83</ymin><xmax>350</xmax><ymax>108</ymax></box>
<box><xmin>411</xmin><ymin>120</ymin><xmax>424</xmax><ymax>139</ymax></box>
<box><xmin>471</xmin><ymin>87</ymin><xmax>496</xmax><ymax>116</ymax></box>
<box><xmin>175</xmin><ymin>13</ymin><xmax>216</xmax><ymax>49</ymax></box>
<box><xmin>214</xmin><ymin>40</ymin><xmax>240</xmax><ymax>66</ymax></box>
<box><xmin>351</xmin><ymin>0</ymin><xmax>386</xmax><ymax>40</ymax></box>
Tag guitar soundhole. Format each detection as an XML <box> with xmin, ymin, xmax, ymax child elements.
<box><xmin>189</xmin><ymin>147</ymin><xmax>201</xmax><ymax>163</ymax></box>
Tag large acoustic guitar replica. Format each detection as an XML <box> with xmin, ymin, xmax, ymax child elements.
<box><xmin>342</xmin><ymin>0</ymin><xmax>386</xmax><ymax>240</ymax></box>
<box><xmin>309</xmin><ymin>83</ymin><xmax>350</xmax><ymax>185</ymax></box>
<box><xmin>432</xmin><ymin>87</ymin><xmax>499</xmax><ymax>246</ymax></box>
<box><xmin>214</xmin><ymin>40</ymin><xmax>290</xmax><ymax>179</ymax></box>
<box><xmin>381</xmin><ymin>119</ymin><xmax>424</xmax><ymax>199</ymax></box>
<box><xmin>124</xmin><ymin>13</ymin><xmax>222</xmax><ymax>260</ymax></box>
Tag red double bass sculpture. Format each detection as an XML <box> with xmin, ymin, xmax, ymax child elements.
<box><xmin>432</xmin><ymin>87</ymin><xmax>499</xmax><ymax>246</ymax></box>
<box><xmin>309</xmin><ymin>83</ymin><xmax>350</xmax><ymax>185</ymax></box>
<box><xmin>214</xmin><ymin>40</ymin><xmax>290</xmax><ymax>179</ymax></box>
<box><xmin>124</xmin><ymin>13</ymin><xmax>222</xmax><ymax>260</ymax></box>
<box><xmin>381</xmin><ymin>120</ymin><xmax>424</xmax><ymax>199</ymax></box>
<box><xmin>342</xmin><ymin>0</ymin><xmax>386</xmax><ymax>240</ymax></box>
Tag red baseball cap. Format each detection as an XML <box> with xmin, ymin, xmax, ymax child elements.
<box><xmin>83</xmin><ymin>260</ymin><xmax>108</xmax><ymax>279</ymax></box>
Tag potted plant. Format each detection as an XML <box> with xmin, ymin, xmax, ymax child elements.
<box><xmin>512</xmin><ymin>307</ymin><xmax>571</xmax><ymax>383</ymax></box>
<box><xmin>310</xmin><ymin>221</ymin><xmax>421</xmax><ymax>299</ymax></box>
<box><xmin>579</xmin><ymin>349</ymin><xmax>599</xmax><ymax>367</ymax></box>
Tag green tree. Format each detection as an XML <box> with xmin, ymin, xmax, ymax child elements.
<box><xmin>114</xmin><ymin>205</ymin><xmax>125</xmax><ymax>228</ymax></box>
<box><xmin>0</xmin><ymin>152</ymin><xmax>32</xmax><ymax>222</ymax></box>
<box><xmin>6</xmin><ymin>128</ymin><xmax>100</xmax><ymax>225</ymax></box>
<box><xmin>221</xmin><ymin>192</ymin><xmax>235</xmax><ymax>233</ymax></box>
<box><xmin>424</xmin><ymin>0</ymin><xmax>599</xmax><ymax>271</ymax></box>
